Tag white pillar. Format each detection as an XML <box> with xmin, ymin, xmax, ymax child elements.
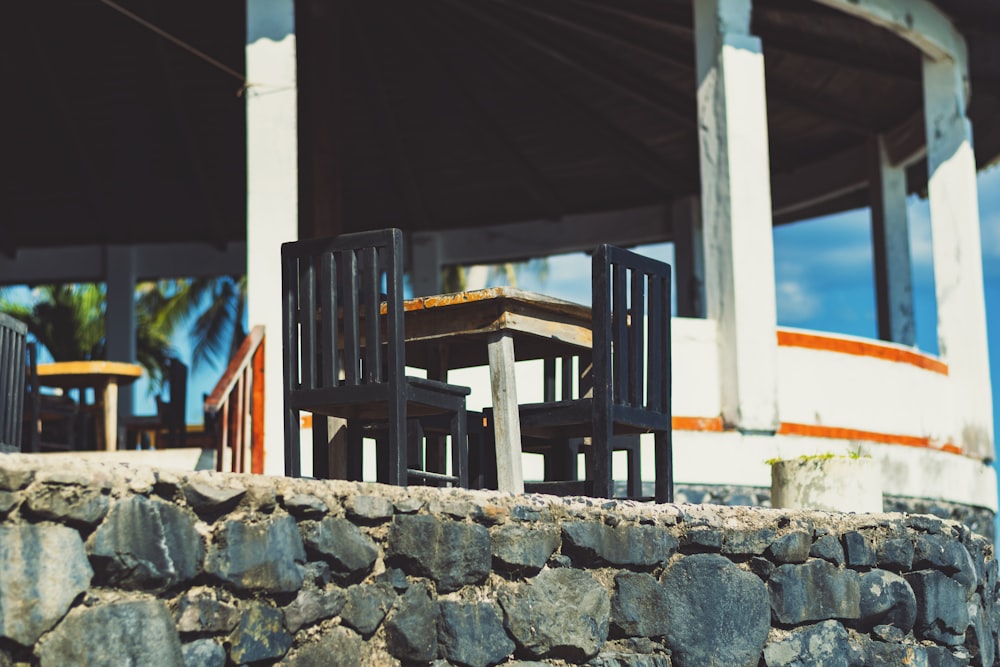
<box><xmin>105</xmin><ymin>245</ymin><xmax>136</xmax><ymax>417</ymax></box>
<box><xmin>247</xmin><ymin>0</ymin><xmax>298</xmax><ymax>475</ymax></box>
<box><xmin>693</xmin><ymin>0</ymin><xmax>779</xmax><ymax>432</ymax></box>
<box><xmin>923</xmin><ymin>55</ymin><xmax>994</xmax><ymax>459</ymax></box>
<box><xmin>870</xmin><ymin>136</ymin><xmax>915</xmax><ymax>346</ymax></box>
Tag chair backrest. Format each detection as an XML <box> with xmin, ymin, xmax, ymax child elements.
<box><xmin>23</xmin><ymin>342</ymin><xmax>41</xmax><ymax>452</ymax></box>
<box><xmin>282</xmin><ymin>228</ymin><xmax>405</xmax><ymax>395</ymax></box>
<box><xmin>0</xmin><ymin>314</ymin><xmax>28</xmax><ymax>450</ymax></box>
<box><xmin>591</xmin><ymin>244</ymin><xmax>671</xmax><ymax>416</ymax></box>
<box><xmin>158</xmin><ymin>357</ymin><xmax>188</xmax><ymax>437</ymax></box>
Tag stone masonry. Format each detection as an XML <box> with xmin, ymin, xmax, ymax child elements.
<box><xmin>0</xmin><ymin>454</ymin><xmax>996</xmax><ymax>666</ymax></box>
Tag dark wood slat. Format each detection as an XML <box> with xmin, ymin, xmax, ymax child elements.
<box><xmin>647</xmin><ymin>273</ymin><xmax>664</xmax><ymax>411</ymax></box>
<box><xmin>299</xmin><ymin>256</ymin><xmax>317</xmax><ymax>390</ymax></box>
<box><xmin>320</xmin><ymin>251</ymin><xmax>339</xmax><ymax>387</ymax></box>
<box><xmin>341</xmin><ymin>249</ymin><xmax>361</xmax><ymax>385</ymax></box>
<box><xmin>361</xmin><ymin>246</ymin><xmax>382</xmax><ymax>383</ymax></box>
<box><xmin>628</xmin><ymin>268</ymin><xmax>645</xmax><ymax>407</ymax></box>
<box><xmin>612</xmin><ymin>263</ymin><xmax>628</xmax><ymax>405</ymax></box>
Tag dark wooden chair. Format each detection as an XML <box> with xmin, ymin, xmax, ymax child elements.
<box><xmin>123</xmin><ymin>357</ymin><xmax>188</xmax><ymax>449</ymax></box>
<box><xmin>0</xmin><ymin>314</ymin><xmax>28</xmax><ymax>452</ymax></box>
<box><xmin>516</xmin><ymin>244</ymin><xmax>673</xmax><ymax>502</ymax></box>
<box><xmin>282</xmin><ymin>228</ymin><xmax>471</xmax><ymax>487</ymax></box>
<box><xmin>23</xmin><ymin>342</ymin><xmax>80</xmax><ymax>452</ymax></box>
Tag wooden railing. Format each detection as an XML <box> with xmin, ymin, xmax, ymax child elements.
<box><xmin>204</xmin><ymin>326</ymin><xmax>265</xmax><ymax>473</ymax></box>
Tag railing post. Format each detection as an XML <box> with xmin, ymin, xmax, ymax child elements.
<box><xmin>251</xmin><ymin>338</ymin><xmax>266</xmax><ymax>474</ymax></box>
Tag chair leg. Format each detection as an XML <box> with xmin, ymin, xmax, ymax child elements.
<box><xmin>347</xmin><ymin>421</ymin><xmax>364</xmax><ymax>481</ymax></box>
<box><xmin>284</xmin><ymin>407</ymin><xmax>301</xmax><ymax>477</ymax></box>
<box><xmin>654</xmin><ymin>430</ymin><xmax>673</xmax><ymax>503</ymax></box>
<box><xmin>592</xmin><ymin>425</ymin><xmax>614</xmax><ymax>499</ymax></box>
<box><xmin>386</xmin><ymin>403</ymin><xmax>408</xmax><ymax>487</ymax></box>
<box><xmin>312</xmin><ymin>416</ymin><xmax>330</xmax><ymax>479</ymax></box>
<box><xmin>627</xmin><ymin>439</ymin><xmax>642</xmax><ymax>499</ymax></box>
<box><xmin>451</xmin><ymin>406</ymin><xmax>469</xmax><ymax>489</ymax></box>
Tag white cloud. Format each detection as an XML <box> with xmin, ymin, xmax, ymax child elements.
<box><xmin>775</xmin><ymin>279</ymin><xmax>820</xmax><ymax>322</ymax></box>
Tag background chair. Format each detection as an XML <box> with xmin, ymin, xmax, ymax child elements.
<box><xmin>282</xmin><ymin>228</ymin><xmax>471</xmax><ymax>487</ymax></box>
<box><xmin>516</xmin><ymin>244</ymin><xmax>673</xmax><ymax>502</ymax></box>
<box><xmin>0</xmin><ymin>314</ymin><xmax>28</xmax><ymax>452</ymax></box>
<box><xmin>123</xmin><ymin>357</ymin><xmax>188</xmax><ymax>449</ymax></box>
<box><xmin>23</xmin><ymin>342</ymin><xmax>80</xmax><ymax>452</ymax></box>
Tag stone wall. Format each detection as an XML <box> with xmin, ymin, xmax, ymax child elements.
<box><xmin>0</xmin><ymin>454</ymin><xmax>996</xmax><ymax>667</ymax></box>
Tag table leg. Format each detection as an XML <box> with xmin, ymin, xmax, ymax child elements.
<box><xmin>487</xmin><ymin>331</ymin><xmax>524</xmax><ymax>493</ymax></box>
<box><xmin>102</xmin><ymin>381</ymin><xmax>118</xmax><ymax>451</ymax></box>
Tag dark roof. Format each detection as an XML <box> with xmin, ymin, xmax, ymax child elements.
<box><xmin>5</xmin><ymin>0</ymin><xmax>1000</xmax><ymax>259</ymax></box>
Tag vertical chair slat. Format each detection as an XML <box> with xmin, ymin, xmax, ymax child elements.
<box><xmin>612</xmin><ymin>262</ymin><xmax>628</xmax><ymax>406</ymax></box>
<box><xmin>629</xmin><ymin>268</ymin><xmax>645</xmax><ymax>407</ymax></box>
<box><xmin>0</xmin><ymin>329</ymin><xmax>10</xmax><ymax>444</ymax></box>
<box><xmin>281</xmin><ymin>248</ymin><xmax>301</xmax><ymax>476</ymax></box>
<box><xmin>299</xmin><ymin>256</ymin><xmax>317</xmax><ymax>390</ymax></box>
<box><xmin>361</xmin><ymin>246</ymin><xmax>382</xmax><ymax>383</ymax></box>
<box><xmin>647</xmin><ymin>273</ymin><xmax>664</xmax><ymax>411</ymax></box>
<box><xmin>660</xmin><ymin>273</ymin><xmax>672</xmax><ymax>414</ymax></box>
<box><xmin>561</xmin><ymin>356</ymin><xmax>574</xmax><ymax>400</ymax></box>
<box><xmin>341</xmin><ymin>250</ymin><xmax>361</xmax><ymax>385</ymax></box>
<box><xmin>320</xmin><ymin>251</ymin><xmax>339</xmax><ymax>388</ymax></box>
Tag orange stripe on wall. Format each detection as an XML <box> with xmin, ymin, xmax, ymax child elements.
<box><xmin>778</xmin><ymin>422</ymin><xmax>962</xmax><ymax>453</ymax></box>
<box><xmin>776</xmin><ymin>329</ymin><xmax>948</xmax><ymax>375</ymax></box>
<box><xmin>673</xmin><ymin>416</ymin><xmax>725</xmax><ymax>431</ymax></box>
<box><xmin>300</xmin><ymin>414</ymin><xmax>313</xmax><ymax>429</ymax></box>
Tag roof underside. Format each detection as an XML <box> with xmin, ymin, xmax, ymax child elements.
<box><xmin>4</xmin><ymin>0</ymin><xmax>1000</xmax><ymax>259</ymax></box>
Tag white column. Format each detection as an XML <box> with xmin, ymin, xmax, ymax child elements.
<box><xmin>693</xmin><ymin>0</ymin><xmax>779</xmax><ymax>432</ymax></box>
<box><xmin>672</xmin><ymin>196</ymin><xmax>705</xmax><ymax>318</ymax></box>
<box><xmin>923</xmin><ymin>55</ymin><xmax>994</xmax><ymax>459</ymax></box>
<box><xmin>870</xmin><ymin>136</ymin><xmax>915</xmax><ymax>346</ymax></box>
<box><xmin>247</xmin><ymin>0</ymin><xmax>298</xmax><ymax>475</ymax></box>
<box><xmin>105</xmin><ymin>245</ymin><xmax>137</xmax><ymax>417</ymax></box>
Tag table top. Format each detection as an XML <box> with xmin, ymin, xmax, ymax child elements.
<box><xmin>37</xmin><ymin>361</ymin><xmax>144</xmax><ymax>388</ymax></box>
<box><xmin>400</xmin><ymin>287</ymin><xmax>593</xmax><ymax>370</ymax></box>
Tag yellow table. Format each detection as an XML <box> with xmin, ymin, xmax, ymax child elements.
<box><xmin>36</xmin><ymin>361</ymin><xmax>144</xmax><ymax>451</ymax></box>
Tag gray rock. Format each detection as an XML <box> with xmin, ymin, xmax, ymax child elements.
<box><xmin>877</xmin><ymin>537</ymin><xmax>915</xmax><ymax>571</ymax></box>
<box><xmin>750</xmin><ymin>556</ymin><xmax>776</xmax><ymax>581</ymax></box>
<box><xmin>0</xmin><ymin>459</ymin><xmax>33</xmax><ymax>490</ymax></box>
<box><xmin>340</xmin><ymin>582</ymin><xmax>396</xmax><ymax>636</ymax></box>
<box><xmin>87</xmin><ymin>495</ymin><xmax>203</xmax><ymax>590</ymax></box>
<box><xmin>660</xmin><ymin>553</ymin><xmax>769</xmax><ymax>667</ymax></box>
<box><xmin>181</xmin><ymin>639</ymin><xmax>225</xmax><ymax>667</ymax></box>
<box><xmin>205</xmin><ymin>514</ymin><xmax>305</xmax><ymax>592</ymax></box>
<box><xmin>683</xmin><ymin>526</ymin><xmax>723</xmax><ymax>550</ymax></box>
<box><xmin>561</xmin><ymin>522</ymin><xmax>677</xmax><ymax>567</ymax></box>
<box><xmin>763</xmin><ymin>620</ymin><xmax>863</xmax><ymax>667</ymax></box>
<box><xmin>769</xmin><ymin>559</ymin><xmax>861</xmax><ymax>624</ymax></box>
<box><xmin>872</xmin><ymin>624</ymin><xmax>905</xmax><ymax>643</ymax></box>
<box><xmin>499</xmin><ymin>568</ymin><xmax>610</xmax><ymax>661</ymax></box>
<box><xmin>905</xmin><ymin>570</ymin><xmax>970</xmax><ymax>645</ymax></box>
<box><xmin>375</xmin><ymin>566</ymin><xmax>409</xmax><ymax>592</ymax></box>
<box><xmin>721</xmin><ymin>527</ymin><xmax>776</xmax><ymax>555</ymax></box>
<box><xmin>511</xmin><ymin>505</ymin><xmax>542</xmax><ymax>521</ymax></box>
<box><xmin>858</xmin><ymin>569</ymin><xmax>916</xmax><ymax>632</ymax></box>
<box><xmin>963</xmin><ymin>598</ymin><xmax>993</xmax><ymax>667</ymax></box>
<box><xmin>810</xmin><ymin>534</ymin><xmax>846</xmax><ymax>566</ymax></box>
<box><xmin>0</xmin><ymin>523</ymin><xmax>92</xmax><ymax>646</ymax></box>
<box><xmin>924</xmin><ymin>646</ymin><xmax>972</xmax><ymax>667</ymax></box>
<box><xmin>283</xmin><ymin>492</ymin><xmax>328</xmax><ymax>518</ymax></box>
<box><xmin>347</xmin><ymin>494</ymin><xmax>394</xmax><ymax>521</ymax></box>
<box><xmin>913</xmin><ymin>535</ymin><xmax>977</xmax><ymax>593</ymax></box>
<box><xmin>385</xmin><ymin>583</ymin><xmax>439</xmax><ymax>663</ymax></box>
<box><xmin>588</xmin><ymin>653</ymin><xmax>672</xmax><ymax>667</ymax></box>
<box><xmin>438</xmin><ymin>600</ymin><xmax>515</xmax><ymax>667</ymax></box>
<box><xmin>284</xmin><ymin>626</ymin><xmax>364</xmax><ymax>666</ymax></box>
<box><xmin>0</xmin><ymin>490</ymin><xmax>18</xmax><ymax>515</ymax></box>
<box><xmin>36</xmin><ymin>599</ymin><xmax>183</xmax><ymax>667</ymax></box>
<box><xmin>181</xmin><ymin>478</ymin><xmax>245</xmax><ymax>514</ymax></box>
<box><xmin>283</xmin><ymin>587</ymin><xmax>347</xmax><ymax>633</ymax></box>
<box><xmin>841</xmin><ymin>531</ymin><xmax>876</xmax><ymax>568</ymax></box>
<box><xmin>387</xmin><ymin>515</ymin><xmax>490</xmax><ymax>592</ymax></box>
<box><xmin>611</xmin><ymin>572</ymin><xmax>671</xmax><ymax>638</ymax></box>
<box><xmin>228</xmin><ymin>603</ymin><xmax>292</xmax><ymax>664</ymax></box>
<box><xmin>300</xmin><ymin>517</ymin><xmax>378</xmax><ymax>582</ymax></box>
<box><xmin>865</xmin><ymin>641</ymin><xmax>928</xmax><ymax>667</ymax></box>
<box><xmin>767</xmin><ymin>531</ymin><xmax>811</xmax><ymax>564</ymax></box>
<box><xmin>175</xmin><ymin>588</ymin><xmax>240</xmax><ymax>633</ymax></box>
<box><xmin>907</xmin><ymin>515</ymin><xmax>946</xmax><ymax>534</ymax></box>
<box><xmin>26</xmin><ymin>485</ymin><xmax>109</xmax><ymax>526</ymax></box>
<box><xmin>491</xmin><ymin>524</ymin><xmax>560</xmax><ymax>574</ymax></box>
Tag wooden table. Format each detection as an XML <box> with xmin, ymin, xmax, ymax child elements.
<box><xmin>399</xmin><ymin>287</ymin><xmax>592</xmax><ymax>493</ymax></box>
<box><xmin>36</xmin><ymin>361</ymin><xmax>144</xmax><ymax>451</ymax></box>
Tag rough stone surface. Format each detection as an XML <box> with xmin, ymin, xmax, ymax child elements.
<box><xmin>36</xmin><ymin>599</ymin><xmax>183</xmax><ymax>667</ymax></box>
<box><xmin>347</xmin><ymin>494</ymin><xmax>394</xmax><ymax>521</ymax></box>
<box><xmin>385</xmin><ymin>583</ymin><xmax>439</xmax><ymax>663</ymax></box>
<box><xmin>282</xmin><ymin>492</ymin><xmax>328</xmax><ymax>518</ymax></box>
<box><xmin>0</xmin><ymin>523</ymin><xmax>92</xmax><ymax>646</ymax></box>
<box><xmin>491</xmin><ymin>523</ymin><xmax>560</xmax><ymax>573</ymax></box>
<box><xmin>659</xmin><ymin>553</ymin><xmax>769</xmax><ymax>667</ymax></box>
<box><xmin>562</xmin><ymin>522</ymin><xmax>677</xmax><ymax>567</ymax></box>
<box><xmin>864</xmin><ymin>640</ymin><xmax>928</xmax><ymax>666</ymax></box>
<box><xmin>284</xmin><ymin>626</ymin><xmax>365</xmax><ymax>667</ymax></box>
<box><xmin>438</xmin><ymin>600</ymin><xmax>515</xmax><ymax>667</ymax></box>
<box><xmin>858</xmin><ymin>569</ymin><xmax>917</xmax><ymax>632</ymax></box>
<box><xmin>181</xmin><ymin>639</ymin><xmax>225</xmax><ymax>667</ymax></box>
<box><xmin>0</xmin><ymin>490</ymin><xmax>17</xmax><ymax>515</ymax></box>
<box><xmin>25</xmin><ymin>485</ymin><xmax>108</xmax><ymax>526</ymax></box>
<box><xmin>340</xmin><ymin>582</ymin><xmax>396</xmax><ymax>636</ymax></box>
<box><xmin>181</xmin><ymin>478</ymin><xmax>245</xmax><ymax>514</ymax></box>
<box><xmin>175</xmin><ymin>587</ymin><xmax>240</xmax><ymax>633</ymax></box>
<box><xmin>762</xmin><ymin>620</ymin><xmax>863</xmax><ymax>667</ymax></box>
<box><xmin>205</xmin><ymin>514</ymin><xmax>305</xmax><ymax>592</ymax></box>
<box><xmin>963</xmin><ymin>598</ymin><xmax>993</xmax><ymax>666</ymax></box>
<box><xmin>499</xmin><ymin>568</ymin><xmax>610</xmax><ymax>661</ymax></box>
<box><xmin>87</xmin><ymin>495</ymin><xmax>203</xmax><ymax>589</ymax></box>
<box><xmin>924</xmin><ymin>646</ymin><xmax>972</xmax><ymax>667</ymax></box>
<box><xmin>767</xmin><ymin>531</ymin><xmax>811</xmax><ymax>564</ymax></box>
<box><xmin>810</xmin><ymin>534</ymin><xmax>846</xmax><ymax>566</ymax></box>
<box><xmin>588</xmin><ymin>653</ymin><xmax>672</xmax><ymax>667</ymax></box>
<box><xmin>905</xmin><ymin>570</ymin><xmax>970</xmax><ymax>645</ymax></box>
<box><xmin>228</xmin><ymin>603</ymin><xmax>292</xmax><ymax>664</ymax></box>
<box><xmin>282</xmin><ymin>587</ymin><xmax>347</xmax><ymax>633</ymax></box>
<box><xmin>0</xmin><ymin>459</ymin><xmax>33</xmax><ymax>490</ymax></box>
<box><xmin>299</xmin><ymin>517</ymin><xmax>378</xmax><ymax>582</ymax></box>
<box><xmin>913</xmin><ymin>535</ymin><xmax>978</xmax><ymax>593</ymax></box>
<box><xmin>877</xmin><ymin>537</ymin><xmax>915</xmax><ymax>571</ymax></box>
<box><xmin>842</xmin><ymin>531</ymin><xmax>876</xmax><ymax>568</ymax></box>
<box><xmin>387</xmin><ymin>514</ymin><xmax>490</xmax><ymax>592</ymax></box>
<box><xmin>769</xmin><ymin>559</ymin><xmax>861</xmax><ymax>625</ymax></box>
<box><xmin>611</xmin><ymin>572</ymin><xmax>671</xmax><ymax>638</ymax></box>
<box><xmin>721</xmin><ymin>527</ymin><xmax>776</xmax><ymax>555</ymax></box>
